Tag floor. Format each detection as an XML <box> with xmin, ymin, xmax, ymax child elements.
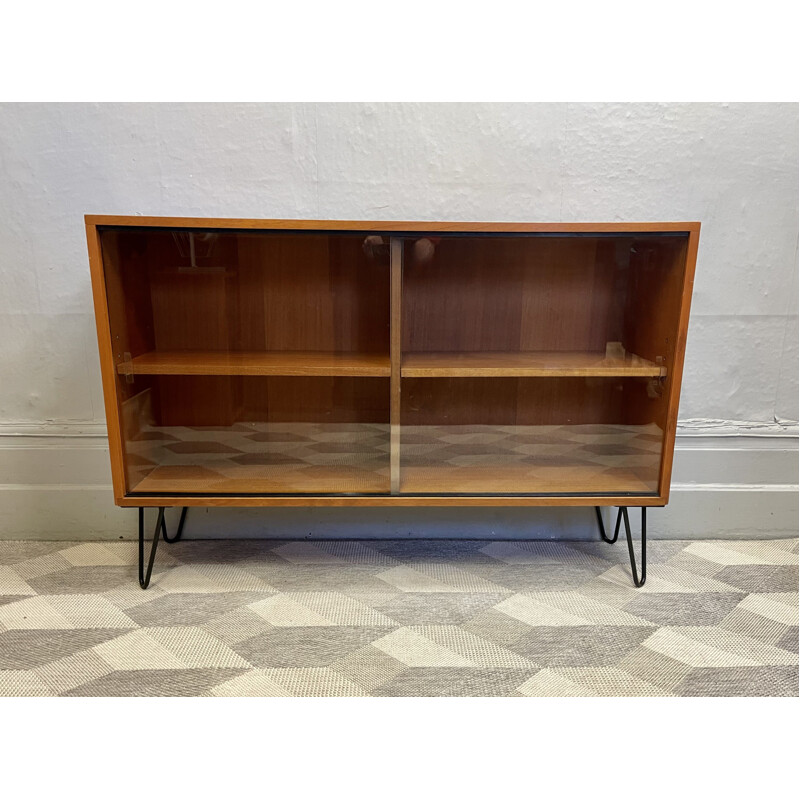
<box><xmin>0</xmin><ymin>536</ymin><xmax>796</xmax><ymax>697</ymax></box>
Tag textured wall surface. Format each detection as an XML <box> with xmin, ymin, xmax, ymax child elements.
<box><xmin>0</xmin><ymin>102</ymin><xmax>797</xmax><ymax>430</ymax></box>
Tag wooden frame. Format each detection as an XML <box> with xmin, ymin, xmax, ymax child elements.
<box><xmin>86</xmin><ymin>216</ymin><xmax>699</xmax><ymax>509</ymax></box>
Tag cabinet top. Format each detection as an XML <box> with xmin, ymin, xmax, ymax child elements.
<box><xmin>85</xmin><ymin>215</ymin><xmax>700</xmax><ymax>234</ymax></box>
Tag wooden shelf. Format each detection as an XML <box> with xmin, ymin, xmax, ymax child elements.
<box><xmin>133</xmin><ymin>465</ymin><xmax>390</xmax><ymax>495</ymax></box>
<box><xmin>399</xmin><ymin>464</ymin><xmax>655</xmax><ymax>495</ymax></box>
<box><xmin>126</xmin><ymin>421</ymin><xmax>391</xmax><ymax>495</ymax></box>
<box><xmin>399</xmin><ymin>423</ymin><xmax>661</xmax><ymax>495</ymax></box>
<box><xmin>117</xmin><ymin>351</ymin><xmax>391</xmax><ymax>378</ymax></box>
<box><xmin>401</xmin><ymin>350</ymin><xmax>665</xmax><ymax>378</ymax></box>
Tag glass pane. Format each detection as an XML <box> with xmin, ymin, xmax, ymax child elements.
<box><xmin>100</xmin><ymin>227</ymin><xmax>391</xmax><ymax>494</ymax></box>
<box><xmin>122</xmin><ymin>376</ymin><xmax>390</xmax><ymax>494</ymax></box>
<box><xmin>399</xmin><ymin>233</ymin><xmax>688</xmax><ymax>495</ymax></box>
<box><xmin>400</xmin><ymin>377</ymin><xmax>661</xmax><ymax>495</ymax></box>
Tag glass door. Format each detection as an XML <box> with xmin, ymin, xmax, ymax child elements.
<box><xmin>397</xmin><ymin>233</ymin><xmax>689</xmax><ymax>496</ymax></box>
<box><xmin>100</xmin><ymin>227</ymin><xmax>392</xmax><ymax>495</ymax></box>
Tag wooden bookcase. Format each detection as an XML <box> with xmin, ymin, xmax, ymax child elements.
<box><xmin>86</xmin><ymin>217</ymin><xmax>700</xmax><ymax>587</ymax></box>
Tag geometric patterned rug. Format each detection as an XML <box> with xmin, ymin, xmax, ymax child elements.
<box><xmin>0</xmin><ymin>537</ymin><xmax>796</xmax><ymax>696</ymax></box>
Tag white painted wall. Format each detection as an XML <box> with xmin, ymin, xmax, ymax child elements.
<box><xmin>0</xmin><ymin>103</ymin><xmax>797</xmax><ymax>539</ymax></box>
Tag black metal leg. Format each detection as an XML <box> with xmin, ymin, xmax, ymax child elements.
<box><xmin>139</xmin><ymin>507</ymin><xmax>165</xmax><ymax>590</ymax></box>
<box><xmin>594</xmin><ymin>505</ymin><xmax>647</xmax><ymax>587</ymax></box>
<box><xmin>162</xmin><ymin>507</ymin><xmax>188</xmax><ymax>543</ymax></box>
<box><xmin>619</xmin><ymin>507</ymin><xmax>646</xmax><ymax>588</ymax></box>
<box><xmin>595</xmin><ymin>506</ymin><xmax>619</xmax><ymax>543</ymax></box>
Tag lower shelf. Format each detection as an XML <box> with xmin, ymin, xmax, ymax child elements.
<box><xmin>399</xmin><ymin>423</ymin><xmax>661</xmax><ymax>495</ymax></box>
<box><xmin>399</xmin><ymin>464</ymin><xmax>655</xmax><ymax>495</ymax></box>
<box><xmin>127</xmin><ymin>422</ymin><xmax>391</xmax><ymax>495</ymax></box>
<box><xmin>133</xmin><ymin>464</ymin><xmax>390</xmax><ymax>495</ymax></box>
<box><xmin>125</xmin><ymin>421</ymin><xmax>661</xmax><ymax>496</ymax></box>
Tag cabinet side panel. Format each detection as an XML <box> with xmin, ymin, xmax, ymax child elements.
<box><xmin>622</xmin><ymin>233</ymin><xmax>694</xmax><ymax>502</ymax></box>
<box><xmin>100</xmin><ymin>230</ymin><xmax>164</xmax><ymax>492</ymax></box>
<box><xmin>86</xmin><ymin>224</ymin><xmax>128</xmax><ymax>501</ymax></box>
<box><xmin>659</xmin><ymin>229</ymin><xmax>700</xmax><ymax>498</ymax></box>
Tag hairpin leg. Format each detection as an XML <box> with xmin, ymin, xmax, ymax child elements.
<box><xmin>594</xmin><ymin>506</ymin><xmax>647</xmax><ymax>587</ymax></box>
<box><xmin>139</xmin><ymin>507</ymin><xmax>165</xmax><ymax>590</ymax></box>
<box><xmin>162</xmin><ymin>507</ymin><xmax>188</xmax><ymax>543</ymax></box>
<box><xmin>138</xmin><ymin>507</ymin><xmax>189</xmax><ymax>588</ymax></box>
<box><xmin>595</xmin><ymin>506</ymin><xmax>619</xmax><ymax>543</ymax></box>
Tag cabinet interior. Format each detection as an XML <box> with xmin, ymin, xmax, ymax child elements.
<box><xmin>98</xmin><ymin>226</ymin><xmax>689</xmax><ymax>498</ymax></box>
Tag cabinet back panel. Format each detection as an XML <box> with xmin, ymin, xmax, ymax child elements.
<box><xmin>101</xmin><ymin>229</ymin><xmax>390</xmax><ymax>356</ymax></box>
<box><xmin>257</xmin><ymin>234</ymin><xmax>388</xmax><ymax>353</ymax></box>
<box><xmin>402</xmin><ymin>234</ymin><xmax>690</xmax><ymax>360</ymax></box>
<box><xmin>241</xmin><ymin>376</ymin><xmax>389</xmax><ymax>423</ymax></box>
<box><xmin>402</xmin><ymin>236</ymin><xmax>626</xmax><ymax>353</ymax></box>
<box><xmin>151</xmin><ymin>376</ymin><xmax>389</xmax><ymax>427</ymax></box>
<box><xmin>401</xmin><ymin>377</ymin><xmax>625</xmax><ymax>427</ymax></box>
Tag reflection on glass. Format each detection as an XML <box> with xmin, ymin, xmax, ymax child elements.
<box><xmin>121</xmin><ymin>376</ymin><xmax>391</xmax><ymax>494</ymax></box>
<box><xmin>400</xmin><ymin>377</ymin><xmax>662</xmax><ymax>495</ymax></box>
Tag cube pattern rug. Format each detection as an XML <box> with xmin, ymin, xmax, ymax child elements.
<box><xmin>0</xmin><ymin>535</ymin><xmax>796</xmax><ymax>696</ymax></box>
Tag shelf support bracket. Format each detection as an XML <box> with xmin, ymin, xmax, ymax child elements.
<box><xmin>138</xmin><ymin>507</ymin><xmax>189</xmax><ymax>589</ymax></box>
<box><xmin>594</xmin><ymin>506</ymin><xmax>646</xmax><ymax>587</ymax></box>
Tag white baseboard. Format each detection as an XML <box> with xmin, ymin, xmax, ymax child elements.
<box><xmin>0</xmin><ymin>429</ymin><xmax>797</xmax><ymax>541</ymax></box>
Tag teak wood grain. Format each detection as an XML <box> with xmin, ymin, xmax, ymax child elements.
<box><xmin>85</xmin><ymin>216</ymin><xmax>699</xmax><ymax>507</ymax></box>
<box><xmin>133</xmin><ymin>464</ymin><xmax>390</xmax><ymax>495</ymax></box>
<box><xmin>120</xmin><ymin>494</ymin><xmax>667</xmax><ymax>508</ymax></box>
<box><xmin>86</xmin><ymin>215</ymin><xmax>700</xmax><ymax>234</ymax></box>
<box><xmin>399</xmin><ymin>465</ymin><xmax>655</xmax><ymax>496</ymax></box>
<box><xmin>401</xmin><ymin>350</ymin><xmax>664</xmax><ymax>378</ymax></box>
<box><xmin>117</xmin><ymin>351</ymin><xmax>391</xmax><ymax>377</ymax></box>
<box><xmin>86</xmin><ymin>224</ymin><xmax>128</xmax><ymax>501</ymax></box>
